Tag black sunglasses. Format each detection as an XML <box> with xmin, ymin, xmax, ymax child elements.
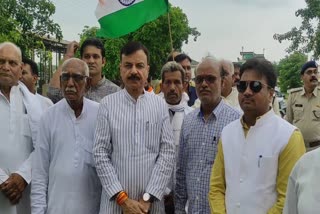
<box><xmin>60</xmin><ymin>73</ymin><xmax>88</xmax><ymax>83</ymax></box>
<box><xmin>236</xmin><ymin>81</ymin><xmax>271</xmax><ymax>93</ymax></box>
<box><xmin>195</xmin><ymin>75</ymin><xmax>217</xmax><ymax>84</ymax></box>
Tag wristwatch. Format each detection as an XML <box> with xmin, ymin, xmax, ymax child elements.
<box><xmin>142</xmin><ymin>193</ymin><xmax>154</xmax><ymax>203</ymax></box>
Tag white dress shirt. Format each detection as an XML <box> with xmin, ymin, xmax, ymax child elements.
<box><xmin>31</xmin><ymin>98</ymin><xmax>101</xmax><ymax>214</ymax></box>
<box><xmin>35</xmin><ymin>93</ymin><xmax>53</xmax><ymax>110</ymax></box>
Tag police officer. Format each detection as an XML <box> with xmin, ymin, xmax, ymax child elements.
<box><xmin>286</xmin><ymin>60</ymin><xmax>320</xmax><ymax>150</ymax></box>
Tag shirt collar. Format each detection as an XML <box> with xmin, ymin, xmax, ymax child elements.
<box><xmin>301</xmin><ymin>87</ymin><xmax>319</xmax><ymax>97</ymax></box>
<box><xmin>123</xmin><ymin>88</ymin><xmax>146</xmax><ymax>103</ymax></box>
<box><xmin>198</xmin><ymin>98</ymin><xmax>224</xmax><ymax>119</ymax></box>
<box><xmin>240</xmin><ymin>108</ymin><xmax>273</xmax><ymax>129</ymax></box>
<box><xmin>92</xmin><ymin>76</ymin><xmax>106</xmax><ymax>89</ymax></box>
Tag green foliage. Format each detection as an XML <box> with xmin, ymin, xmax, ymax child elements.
<box><xmin>273</xmin><ymin>0</ymin><xmax>320</xmax><ymax>58</ymax></box>
<box><xmin>79</xmin><ymin>5</ymin><xmax>200</xmax><ymax>80</ymax></box>
<box><xmin>0</xmin><ymin>0</ymin><xmax>62</xmax><ymax>57</ymax></box>
<box><xmin>277</xmin><ymin>52</ymin><xmax>307</xmax><ymax>92</ymax></box>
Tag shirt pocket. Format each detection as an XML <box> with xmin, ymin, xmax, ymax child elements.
<box><xmin>20</xmin><ymin>114</ymin><xmax>32</xmax><ymax>137</ymax></box>
<box><xmin>311</xmin><ymin>106</ymin><xmax>320</xmax><ymax>121</ymax></box>
<box><xmin>258</xmin><ymin>156</ymin><xmax>278</xmax><ymax>185</ymax></box>
<box><xmin>293</xmin><ymin>106</ymin><xmax>303</xmax><ymax>123</ymax></box>
<box><xmin>79</xmin><ymin>139</ymin><xmax>95</xmax><ymax>167</ymax></box>
<box><xmin>145</xmin><ymin>121</ymin><xmax>161</xmax><ymax>153</ymax></box>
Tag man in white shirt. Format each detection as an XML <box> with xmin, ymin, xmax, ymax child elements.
<box><xmin>0</xmin><ymin>42</ymin><xmax>42</xmax><ymax>214</ymax></box>
<box><xmin>20</xmin><ymin>58</ymin><xmax>53</xmax><ymax>109</ymax></box>
<box><xmin>31</xmin><ymin>58</ymin><xmax>101</xmax><ymax>214</ymax></box>
<box><xmin>159</xmin><ymin>61</ymin><xmax>193</xmax><ymax>213</ymax></box>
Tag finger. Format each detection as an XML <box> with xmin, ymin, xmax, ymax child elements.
<box><xmin>9</xmin><ymin>192</ymin><xmax>22</xmax><ymax>205</ymax></box>
<box><xmin>137</xmin><ymin>202</ymin><xmax>148</xmax><ymax>213</ymax></box>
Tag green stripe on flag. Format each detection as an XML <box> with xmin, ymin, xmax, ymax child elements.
<box><xmin>97</xmin><ymin>0</ymin><xmax>169</xmax><ymax>38</ymax></box>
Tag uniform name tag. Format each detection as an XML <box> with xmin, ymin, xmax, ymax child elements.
<box><xmin>295</xmin><ymin>104</ymin><xmax>303</xmax><ymax>107</ymax></box>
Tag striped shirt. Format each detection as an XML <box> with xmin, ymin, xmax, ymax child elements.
<box><xmin>93</xmin><ymin>89</ymin><xmax>175</xmax><ymax>214</ymax></box>
<box><xmin>47</xmin><ymin>76</ymin><xmax>120</xmax><ymax>103</ymax></box>
<box><xmin>175</xmin><ymin>101</ymin><xmax>241</xmax><ymax>214</ymax></box>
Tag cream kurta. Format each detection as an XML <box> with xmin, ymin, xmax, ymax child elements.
<box><xmin>31</xmin><ymin>98</ymin><xmax>101</xmax><ymax>214</ymax></box>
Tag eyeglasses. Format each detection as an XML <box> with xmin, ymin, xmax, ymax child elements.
<box><xmin>195</xmin><ymin>75</ymin><xmax>217</xmax><ymax>84</ymax></box>
<box><xmin>60</xmin><ymin>73</ymin><xmax>88</xmax><ymax>83</ymax></box>
<box><xmin>236</xmin><ymin>80</ymin><xmax>272</xmax><ymax>93</ymax></box>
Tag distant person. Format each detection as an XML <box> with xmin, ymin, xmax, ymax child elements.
<box><xmin>209</xmin><ymin>58</ymin><xmax>305</xmax><ymax>214</ymax></box>
<box><xmin>286</xmin><ymin>60</ymin><xmax>320</xmax><ymax>151</ymax></box>
<box><xmin>0</xmin><ymin>42</ymin><xmax>42</xmax><ymax>214</ymax></box>
<box><xmin>221</xmin><ymin>59</ymin><xmax>240</xmax><ymax>109</ymax></box>
<box><xmin>232</xmin><ymin>62</ymin><xmax>241</xmax><ymax>87</ymax></box>
<box><xmin>31</xmin><ymin>58</ymin><xmax>101</xmax><ymax>214</ymax></box>
<box><xmin>159</xmin><ymin>61</ymin><xmax>193</xmax><ymax>213</ymax></box>
<box><xmin>48</xmin><ymin>38</ymin><xmax>120</xmax><ymax>103</ymax></box>
<box><xmin>175</xmin><ymin>57</ymin><xmax>240</xmax><ymax>213</ymax></box>
<box><xmin>174</xmin><ymin>53</ymin><xmax>198</xmax><ymax>107</ymax></box>
<box><xmin>93</xmin><ymin>41</ymin><xmax>175</xmax><ymax>213</ymax></box>
<box><xmin>20</xmin><ymin>58</ymin><xmax>53</xmax><ymax>109</ymax></box>
<box><xmin>144</xmin><ymin>76</ymin><xmax>154</xmax><ymax>94</ymax></box>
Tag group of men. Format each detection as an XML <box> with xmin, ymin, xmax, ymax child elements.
<box><xmin>0</xmin><ymin>36</ymin><xmax>318</xmax><ymax>214</ymax></box>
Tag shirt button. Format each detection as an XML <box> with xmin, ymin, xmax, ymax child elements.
<box><xmin>236</xmin><ymin>202</ymin><xmax>241</xmax><ymax>208</ymax></box>
<box><xmin>202</xmin><ymin>143</ymin><xmax>205</xmax><ymax>146</ymax></box>
<box><xmin>197</xmin><ymin>178</ymin><xmax>200</xmax><ymax>182</ymax></box>
<box><xmin>240</xmin><ymin>178</ymin><xmax>243</xmax><ymax>183</ymax></box>
<box><xmin>200</xmin><ymin>160</ymin><xmax>203</xmax><ymax>163</ymax></box>
<box><xmin>196</xmin><ymin>196</ymin><xmax>199</xmax><ymax>200</ymax></box>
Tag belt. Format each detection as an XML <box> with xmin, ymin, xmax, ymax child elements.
<box><xmin>309</xmin><ymin>141</ymin><xmax>320</xmax><ymax>148</ymax></box>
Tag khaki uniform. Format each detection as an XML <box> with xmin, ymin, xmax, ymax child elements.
<box><xmin>286</xmin><ymin>87</ymin><xmax>320</xmax><ymax>150</ymax></box>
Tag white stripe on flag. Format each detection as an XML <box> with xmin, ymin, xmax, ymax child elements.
<box><xmin>95</xmin><ymin>0</ymin><xmax>144</xmax><ymax>20</ymax></box>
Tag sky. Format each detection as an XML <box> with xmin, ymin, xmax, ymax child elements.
<box><xmin>51</xmin><ymin>0</ymin><xmax>306</xmax><ymax>63</ymax></box>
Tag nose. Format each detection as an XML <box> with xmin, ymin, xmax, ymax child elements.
<box><xmin>243</xmin><ymin>83</ymin><xmax>253</xmax><ymax>95</ymax></box>
<box><xmin>67</xmin><ymin>76</ymin><xmax>75</xmax><ymax>86</ymax></box>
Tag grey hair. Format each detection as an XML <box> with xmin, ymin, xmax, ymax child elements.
<box><xmin>61</xmin><ymin>58</ymin><xmax>89</xmax><ymax>77</ymax></box>
<box><xmin>0</xmin><ymin>42</ymin><xmax>22</xmax><ymax>62</ymax></box>
<box><xmin>195</xmin><ymin>57</ymin><xmax>222</xmax><ymax>76</ymax></box>
<box><xmin>221</xmin><ymin>59</ymin><xmax>234</xmax><ymax>76</ymax></box>
<box><xmin>161</xmin><ymin>61</ymin><xmax>185</xmax><ymax>82</ymax></box>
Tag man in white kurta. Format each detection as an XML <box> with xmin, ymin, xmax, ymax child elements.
<box><xmin>0</xmin><ymin>42</ymin><xmax>42</xmax><ymax>214</ymax></box>
<box><xmin>31</xmin><ymin>58</ymin><xmax>101</xmax><ymax>214</ymax></box>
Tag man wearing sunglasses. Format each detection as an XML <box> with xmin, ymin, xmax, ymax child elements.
<box><xmin>209</xmin><ymin>58</ymin><xmax>305</xmax><ymax>214</ymax></box>
<box><xmin>286</xmin><ymin>60</ymin><xmax>320</xmax><ymax>151</ymax></box>
<box><xmin>48</xmin><ymin>38</ymin><xmax>120</xmax><ymax>103</ymax></box>
<box><xmin>175</xmin><ymin>57</ymin><xmax>240</xmax><ymax>214</ymax></box>
<box><xmin>31</xmin><ymin>58</ymin><xmax>102</xmax><ymax>214</ymax></box>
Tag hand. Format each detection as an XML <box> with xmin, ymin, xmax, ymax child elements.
<box><xmin>65</xmin><ymin>41</ymin><xmax>79</xmax><ymax>58</ymax></box>
<box><xmin>0</xmin><ymin>173</ymin><xmax>27</xmax><ymax>205</ymax></box>
<box><xmin>138</xmin><ymin>198</ymin><xmax>151</xmax><ymax>213</ymax></box>
<box><xmin>121</xmin><ymin>198</ymin><xmax>147</xmax><ymax>214</ymax></box>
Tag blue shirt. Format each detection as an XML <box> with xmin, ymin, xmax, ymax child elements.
<box><xmin>175</xmin><ymin>100</ymin><xmax>241</xmax><ymax>213</ymax></box>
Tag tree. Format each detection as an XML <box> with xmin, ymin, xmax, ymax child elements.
<box><xmin>0</xmin><ymin>0</ymin><xmax>62</xmax><ymax>57</ymax></box>
<box><xmin>277</xmin><ymin>52</ymin><xmax>307</xmax><ymax>93</ymax></box>
<box><xmin>79</xmin><ymin>5</ymin><xmax>200</xmax><ymax>80</ymax></box>
<box><xmin>273</xmin><ymin>0</ymin><xmax>320</xmax><ymax>58</ymax></box>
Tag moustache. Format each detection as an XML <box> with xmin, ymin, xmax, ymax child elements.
<box><xmin>65</xmin><ymin>87</ymin><xmax>77</xmax><ymax>93</ymax></box>
<box><xmin>128</xmin><ymin>75</ymin><xmax>140</xmax><ymax>81</ymax></box>
<box><xmin>167</xmin><ymin>92</ymin><xmax>178</xmax><ymax>97</ymax></box>
<box><xmin>310</xmin><ymin>77</ymin><xmax>318</xmax><ymax>82</ymax></box>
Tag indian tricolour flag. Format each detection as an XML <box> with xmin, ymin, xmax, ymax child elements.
<box><xmin>95</xmin><ymin>0</ymin><xmax>169</xmax><ymax>38</ymax></box>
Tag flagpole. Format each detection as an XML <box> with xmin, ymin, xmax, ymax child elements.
<box><xmin>167</xmin><ymin>12</ymin><xmax>174</xmax><ymax>59</ymax></box>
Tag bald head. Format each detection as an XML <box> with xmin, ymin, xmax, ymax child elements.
<box><xmin>61</xmin><ymin>58</ymin><xmax>89</xmax><ymax>77</ymax></box>
<box><xmin>0</xmin><ymin>42</ymin><xmax>22</xmax><ymax>62</ymax></box>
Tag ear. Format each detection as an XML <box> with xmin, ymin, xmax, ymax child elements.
<box><xmin>85</xmin><ymin>77</ymin><xmax>92</xmax><ymax>92</ymax></box>
<box><xmin>102</xmin><ymin>57</ymin><xmax>106</xmax><ymax>66</ymax></box>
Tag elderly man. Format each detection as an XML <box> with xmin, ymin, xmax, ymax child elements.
<box><xmin>94</xmin><ymin>41</ymin><xmax>175</xmax><ymax>214</ymax></box>
<box><xmin>175</xmin><ymin>57</ymin><xmax>241</xmax><ymax>213</ymax></box>
<box><xmin>286</xmin><ymin>60</ymin><xmax>320</xmax><ymax>150</ymax></box>
<box><xmin>48</xmin><ymin>38</ymin><xmax>120</xmax><ymax>103</ymax></box>
<box><xmin>0</xmin><ymin>42</ymin><xmax>42</xmax><ymax>214</ymax></box>
<box><xmin>20</xmin><ymin>58</ymin><xmax>53</xmax><ymax>109</ymax></box>
<box><xmin>221</xmin><ymin>59</ymin><xmax>240</xmax><ymax>109</ymax></box>
<box><xmin>159</xmin><ymin>61</ymin><xmax>193</xmax><ymax>213</ymax></box>
<box><xmin>209</xmin><ymin>58</ymin><xmax>305</xmax><ymax>214</ymax></box>
<box><xmin>31</xmin><ymin>58</ymin><xmax>101</xmax><ymax>214</ymax></box>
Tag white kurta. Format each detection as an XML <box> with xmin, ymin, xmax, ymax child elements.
<box><xmin>35</xmin><ymin>93</ymin><xmax>53</xmax><ymax>110</ymax></box>
<box><xmin>283</xmin><ymin>148</ymin><xmax>320</xmax><ymax>214</ymax></box>
<box><xmin>31</xmin><ymin>98</ymin><xmax>102</xmax><ymax>214</ymax></box>
<box><xmin>0</xmin><ymin>84</ymin><xmax>42</xmax><ymax>214</ymax></box>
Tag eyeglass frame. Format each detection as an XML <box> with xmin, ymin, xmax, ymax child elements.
<box><xmin>236</xmin><ymin>80</ymin><xmax>273</xmax><ymax>93</ymax></box>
